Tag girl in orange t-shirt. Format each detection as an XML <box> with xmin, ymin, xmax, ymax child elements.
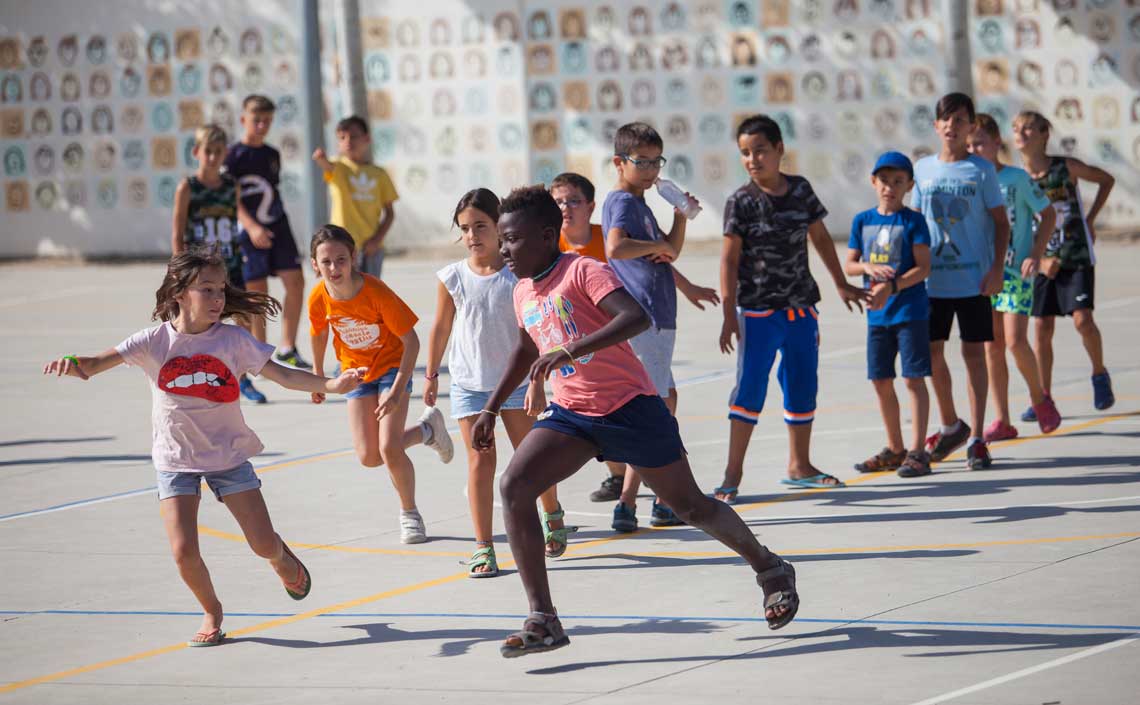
<box><xmin>308</xmin><ymin>225</ymin><xmax>455</xmax><ymax>544</ymax></box>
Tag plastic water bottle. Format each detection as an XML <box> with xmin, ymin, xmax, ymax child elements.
<box><xmin>655</xmin><ymin>178</ymin><xmax>702</xmax><ymax>220</ymax></box>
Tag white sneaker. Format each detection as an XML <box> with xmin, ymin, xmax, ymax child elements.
<box><xmin>418</xmin><ymin>406</ymin><xmax>454</xmax><ymax>464</ymax></box>
<box><xmin>400</xmin><ymin>509</ymin><xmax>427</xmax><ymax>544</ymax></box>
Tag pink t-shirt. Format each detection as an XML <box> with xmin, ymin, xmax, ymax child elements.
<box><xmin>513</xmin><ymin>254</ymin><xmax>656</xmax><ymax>416</ymax></box>
<box><xmin>116</xmin><ymin>322</ymin><xmax>275</xmax><ymax>473</ymax></box>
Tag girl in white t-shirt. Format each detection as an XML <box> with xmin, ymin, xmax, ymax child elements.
<box><xmin>44</xmin><ymin>250</ymin><xmax>365</xmax><ymax>647</ymax></box>
<box><xmin>424</xmin><ymin>188</ymin><xmax>569</xmax><ymax>577</ymax></box>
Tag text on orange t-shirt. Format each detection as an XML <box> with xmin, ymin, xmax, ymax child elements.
<box><xmin>308</xmin><ymin>274</ymin><xmax>418</xmax><ymax>382</ymax></box>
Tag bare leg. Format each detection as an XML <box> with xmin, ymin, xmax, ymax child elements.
<box><xmin>986</xmin><ymin>310</ymin><xmax>1011</xmax><ymax>426</ymax></box>
<box><xmin>277</xmin><ymin>268</ymin><xmax>305</xmax><ymax>351</ymax></box>
<box><xmin>904</xmin><ymin>376</ymin><xmax>930</xmax><ymax>451</ymax></box>
<box><xmin>872</xmin><ymin>378</ymin><xmax>904</xmax><ymax>453</ymax></box>
<box><xmin>222</xmin><ymin>488</ymin><xmax>300</xmax><ymax>583</ymax></box>
<box><xmin>1072</xmin><ymin>309</ymin><xmax>1107</xmax><ymax>375</ymax></box>
<box><xmin>962</xmin><ymin>341</ymin><xmax>988</xmax><ymax>436</ymax></box>
<box><xmin>378</xmin><ymin>392</ymin><xmax>418</xmax><ymax>511</ymax></box>
<box><xmin>1006</xmin><ymin>313</ymin><xmax>1045</xmax><ymax>406</ymax></box>
<box><xmin>459</xmin><ymin>416</ymin><xmax>496</xmax><ymax>547</ymax></box>
<box><xmin>637</xmin><ymin>459</ymin><xmax>790</xmax><ymax>622</ymax></box>
<box><xmin>160</xmin><ymin>496</ymin><xmax>223</xmax><ymax>638</ymax></box>
<box><xmin>1034</xmin><ymin>316</ymin><xmax>1056</xmax><ymax>396</ymax></box>
<box><xmin>787</xmin><ymin>422</ymin><xmax>838</xmax><ymax>483</ymax></box>
<box><xmin>929</xmin><ymin>340</ymin><xmax>959</xmax><ymax>427</ymax></box>
<box><xmin>244</xmin><ymin>277</ymin><xmax>268</xmax><ymax>343</ymax></box>
<box><xmin>501</xmin><ymin>410</ymin><xmax>564</xmax><ymax>556</ymax></box>
<box><xmin>717</xmin><ymin>418</ymin><xmax>755</xmax><ymax>499</ymax></box>
<box><xmin>500</xmin><ymin>429</ymin><xmax>599</xmax><ymax>615</ymax></box>
<box><xmin>605</xmin><ymin>461</ymin><xmax>626</xmax><ymax>479</ymax></box>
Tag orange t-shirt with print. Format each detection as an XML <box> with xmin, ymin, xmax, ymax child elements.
<box><xmin>308</xmin><ymin>274</ymin><xmax>418</xmax><ymax>382</ymax></box>
<box><xmin>559</xmin><ymin>223</ymin><xmax>607</xmax><ymax>262</ymax></box>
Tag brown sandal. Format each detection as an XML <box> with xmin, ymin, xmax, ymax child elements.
<box><xmin>500</xmin><ymin>612</ymin><xmax>570</xmax><ymax>658</ymax></box>
<box><xmin>280</xmin><ymin>539</ymin><xmax>311</xmax><ymax>600</ymax></box>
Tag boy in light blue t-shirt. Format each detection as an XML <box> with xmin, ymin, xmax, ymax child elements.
<box><xmin>966</xmin><ymin>114</ymin><xmax>1061</xmax><ymax>444</ymax></box>
<box><xmin>911</xmin><ymin>93</ymin><xmax>1010</xmax><ymax>471</ymax></box>
<box><xmin>845</xmin><ymin>152</ymin><xmax>933</xmax><ymax>478</ymax></box>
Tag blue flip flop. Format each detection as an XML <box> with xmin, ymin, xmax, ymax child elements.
<box><xmin>712</xmin><ymin>486</ymin><xmax>739</xmax><ymax>504</ymax></box>
<box><xmin>780</xmin><ymin>474</ymin><xmax>845</xmax><ymax>489</ymax></box>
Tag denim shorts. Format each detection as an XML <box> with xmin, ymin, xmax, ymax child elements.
<box><xmin>345</xmin><ymin>367</ymin><xmax>413</xmax><ymax>399</ymax></box>
<box><xmin>450</xmin><ymin>383</ymin><xmax>527</xmax><ymax>419</ymax></box>
<box><xmin>534</xmin><ymin>394</ymin><xmax>685</xmax><ymax>469</ymax></box>
<box><xmin>157</xmin><ymin>461</ymin><xmax>261</xmax><ymax>501</ymax></box>
<box><xmin>628</xmin><ymin>326</ymin><xmax>676</xmax><ymax>397</ymax></box>
<box><xmin>867</xmin><ymin>319</ymin><xmax>932</xmax><ymax>380</ymax></box>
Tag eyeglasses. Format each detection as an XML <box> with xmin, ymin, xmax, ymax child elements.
<box><xmin>554</xmin><ymin>198</ymin><xmax>585</xmax><ymax>209</ymax></box>
<box><xmin>619</xmin><ymin>155</ymin><xmax>667</xmax><ymax>171</ymax></box>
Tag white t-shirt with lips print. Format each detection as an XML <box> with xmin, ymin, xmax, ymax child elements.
<box><xmin>116</xmin><ymin>321</ymin><xmax>275</xmax><ymax>473</ymax></box>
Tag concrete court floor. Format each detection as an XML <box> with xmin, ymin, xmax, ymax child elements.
<box><xmin>1</xmin><ymin>244</ymin><xmax>1138</xmax><ymax>704</ymax></box>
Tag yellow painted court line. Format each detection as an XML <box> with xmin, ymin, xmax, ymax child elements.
<box><xmin>255</xmin><ymin>450</ymin><xmax>353</xmax><ymax>476</ymax></box>
<box><xmin>5</xmin><ymin>411</ymin><xmax>1135</xmax><ymax>693</ymax></box>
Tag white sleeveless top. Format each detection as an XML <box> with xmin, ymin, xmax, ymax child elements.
<box><xmin>437</xmin><ymin>260</ymin><xmax>520</xmax><ymax>391</ymax></box>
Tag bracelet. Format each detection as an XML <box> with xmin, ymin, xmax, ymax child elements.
<box><xmin>479</xmin><ymin>408</ymin><xmax>499</xmax><ymax>417</ymax></box>
<box><xmin>425</xmin><ymin>371</ymin><xmax>439</xmax><ymax>380</ymax></box>
<box><xmin>890</xmin><ymin>279</ymin><xmax>898</xmax><ymax>294</ymax></box>
<box><xmin>63</xmin><ymin>355</ymin><xmax>80</xmax><ymax>364</ymax></box>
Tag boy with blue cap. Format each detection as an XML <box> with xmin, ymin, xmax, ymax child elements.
<box><xmin>845</xmin><ymin>151</ymin><xmax>935</xmax><ymax>477</ymax></box>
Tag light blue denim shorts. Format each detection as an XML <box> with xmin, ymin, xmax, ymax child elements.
<box><xmin>450</xmin><ymin>383</ymin><xmax>528</xmax><ymax>419</ymax></box>
<box><xmin>157</xmin><ymin>461</ymin><xmax>261</xmax><ymax>502</ymax></box>
<box><xmin>345</xmin><ymin>367</ymin><xmax>413</xmax><ymax>399</ymax></box>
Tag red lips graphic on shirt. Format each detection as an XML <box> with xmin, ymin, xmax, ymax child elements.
<box><xmin>157</xmin><ymin>355</ymin><xmax>239</xmax><ymax>403</ymax></box>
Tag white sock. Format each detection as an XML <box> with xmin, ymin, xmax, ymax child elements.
<box><xmin>968</xmin><ymin>437</ymin><xmax>984</xmax><ymax>447</ymax></box>
<box><xmin>941</xmin><ymin>421</ymin><xmax>959</xmax><ymax>435</ymax></box>
<box><xmin>421</xmin><ymin>420</ymin><xmax>434</xmax><ymax>444</ymax></box>
<box><xmin>401</xmin><ymin>508</ymin><xmax>420</xmax><ymax>517</ymax></box>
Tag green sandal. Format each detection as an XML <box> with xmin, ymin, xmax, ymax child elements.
<box><xmin>464</xmin><ymin>544</ymin><xmax>499</xmax><ymax>579</ymax></box>
<box><xmin>542</xmin><ymin>506</ymin><xmax>578</xmax><ymax>559</ymax></box>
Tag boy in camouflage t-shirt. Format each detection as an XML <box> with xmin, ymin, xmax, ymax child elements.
<box><xmin>715</xmin><ymin>115</ymin><xmax>868</xmax><ymax>503</ymax></box>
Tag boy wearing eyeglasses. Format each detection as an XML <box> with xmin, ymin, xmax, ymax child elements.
<box><xmin>714</xmin><ymin>114</ymin><xmax>868</xmax><ymax>503</ymax></box>
<box><xmin>600</xmin><ymin>122</ymin><xmax>696</xmax><ymax>532</ymax></box>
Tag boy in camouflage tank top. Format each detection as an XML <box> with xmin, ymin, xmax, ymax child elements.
<box><xmin>1013</xmin><ymin>111</ymin><xmax>1116</xmax><ymax>414</ymax></box>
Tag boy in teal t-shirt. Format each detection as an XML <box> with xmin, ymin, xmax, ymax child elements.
<box><xmin>967</xmin><ymin>114</ymin><xmax>1061</xmax><ymax>443</ymax></box>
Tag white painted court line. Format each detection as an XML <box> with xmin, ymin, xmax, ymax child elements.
<box><xmin>906</xmin><ymin>631</ymin><xmax>1140</xmax><ymax>705</ymax></box>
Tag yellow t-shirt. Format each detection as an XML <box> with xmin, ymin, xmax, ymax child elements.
<box><xmin>324</xmin><ymin>157</ymin><xmax>399</xmax><ymax>249</ymax></box>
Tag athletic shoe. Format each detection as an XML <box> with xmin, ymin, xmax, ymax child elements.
<box><xmin>966</xmin><ymin>440</ymin><xmax>992</xmax><ymax>470</ymax></box>
<box><xmin>239</xmin><ymin>377</ymin><xmax>267</xmax><ymax>404</ymax></box>
<box><xmin>983</xmin><ymin>419</ymin><xmax>1019</xmax><ymax>443</ymax></box>
<box><xmin>650</xmin><ymin>501</ymin><xmax>684</xmax><ymax>527</ymax></box>
<box><xmin>897</xmin><ymin>450</ymin><xmax>932</xmax><ymax>478</ymax></box>
<box><xmin>926</xmin><ymin>421</ymin><xmax>971</xmax><ymax>462</ymax></box>
<box><xmin>275</xmin><ymin>348</ymin><xmax>312</xmax><ymax>370</ymax></box>
<box><xmin>854</xmin><ymin>447</ymin><xmax>907</xmax><ymax>473</ymax></box>
<box><xmin>589</xmin><ymin>474</ymin><xmax>624</xmax><ymax>502</ymax></box>
<box><xmin>1034</xmin><ymin>397</ymin><xmax>1062</xmax><ymax>434</ymax></box>
<box><xmin>611</xmin><ymin>502</ymin><xmax>637</xmax><ymax>533</ymax></box>
<box><xmin>418</xmin><ymin>406</ymin><xmax>454</xmax><ymax>464</ymax></box>
<box><xmin>1020</xmin><ymin>404</ymin><xmax>1037</xmax><ymax>422</ymax></box>
<box><xmin>400</xmin><ymin>509</ymin><xmax>427</xmax><ymax>544</ymax></box>
<box><xmin>1092</xmin><ymin>372</ymin><xmax>1115</xmax><ymax>410</ymax></box>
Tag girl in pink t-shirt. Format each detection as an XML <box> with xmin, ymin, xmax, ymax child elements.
<box><xmin>44</xmin><ymin>250</ymin><xmax>365</xmax><ymax>648</ymax></box>
<box><xmin>471</xmin><ymin>186</ymin><xmax>799</xmax><ymax>658</ymax></box>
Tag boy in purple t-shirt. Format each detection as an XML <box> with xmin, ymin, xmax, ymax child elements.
<box><xmin>471</xmin><ymin>186</ymin><xmax>798</xmax><ymax>659</ymax></box>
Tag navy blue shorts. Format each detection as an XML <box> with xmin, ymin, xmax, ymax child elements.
<box><xmin>534</xmin><ymin>395</ymin><xmax>686</xmax><ymax>469</ymax></box>
<box><xmin>240</xmin><ymin>218</ymin><xmax>302</xmax><ymax>282</ymax></box>
<box><xmin>867</xmin><ymin>319</ymin><xmax>932</xmax><ymax>380</ymax></box>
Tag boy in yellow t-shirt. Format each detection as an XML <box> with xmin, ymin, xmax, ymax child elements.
<box><xmin>313</xmin><ymin>115</ymin><xmax>398</xmax><ymax>277</ymax></box>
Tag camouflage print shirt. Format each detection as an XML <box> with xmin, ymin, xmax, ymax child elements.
<box><xmin>723</xmin><ymin>175</ymin><xmax>828</xmax><ymax>310</ymax></box>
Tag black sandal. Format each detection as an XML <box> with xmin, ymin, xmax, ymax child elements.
<box><xmin>500</xmin><ymin>611</ymin><xmax>570</xmax><ymax>658</ymax></box>
<box><xmin>757</xmin><ymin>557</ymin><xmax>799</xmax><ymax>630</ymax></box>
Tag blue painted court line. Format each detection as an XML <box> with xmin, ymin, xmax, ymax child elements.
<box><xmin>3</xmin><ymin>610</ymin><xmax>1137</xmax><ymax>632</ymax></box>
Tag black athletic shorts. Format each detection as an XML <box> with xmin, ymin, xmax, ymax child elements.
<box><xmin>1031</xmin><ymin>267</ymin><xmax>1094</xmax><ymax>317</ymax></box>
<box><xmin>929</xmin><ymin>295</ymin><xmax>993</xmax><ymax>343</ymax></box>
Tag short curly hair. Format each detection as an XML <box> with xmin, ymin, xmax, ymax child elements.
<box><xmin>499</xmin><ymin>184</ymin><xmax>562</xmax><ymax>234</ymax></box>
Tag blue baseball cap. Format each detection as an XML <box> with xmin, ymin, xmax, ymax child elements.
<box><xmin>872</xmin><ymin>151</ymin><xmax>914</xmax><ymax>178</ymax></box>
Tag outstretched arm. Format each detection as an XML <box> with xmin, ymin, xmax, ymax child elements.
<box><xmin>808</xmin><ymin>221</ymin><xmax>868</xmax><ymax>312</ymax></box>
<box><xmin>258</xmin><ymin>359</ymin><xmax>366</xmax><ymax>395</ymax></box>
<box><xmin>311</xmin><ymin>147</ymin><xmax>334</xmax><ymax>174</ymax></box>
<box><xmin>43</xmin><ymin>349</ymin><xmax>125</xmax><ymax>380</ymax></box>
<box><xmin>673</xmin><ymin>267</ymin><xmax>719</xmax><ymax>310</ymax></box>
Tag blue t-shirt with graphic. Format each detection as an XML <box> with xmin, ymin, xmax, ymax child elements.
<box><xmin>848</xmin><ymin>207</ymin><xmax>931</xmax><ymax>327</ymax></box>
<box><xmin>224</xmin><ymin>142</ymin><xmax>287</xmax><ymax>227</ymax></box>
<box><xmin>998</xmin><ymin>166</ymin><xmax>1052</xmax><ymax>278</ymax></box>
<box><xmin>601</xmin><ymin>189</ymin><xmax>677</xmax><ymax>330</ymax></box>
<box><xmin>912</xmin><ymin>154</ymin><xmax>1003</xmax><ymax>298</ymax></box>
